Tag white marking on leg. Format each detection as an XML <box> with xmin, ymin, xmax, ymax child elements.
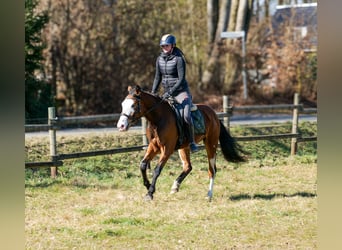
<box><xmin>170</xmin><ymin>181</ymin><xmax>180</xmax><ymax>194</ymax></box>
<box><xmin>208</xmin><ymin>177</ymin><xmax>214</xmax><ymax>199</ymax></box>
<box><xmin>207</xmin><ymin>157</ymin><xmax>216</xmax><ymax>200</ymax></box>
<box><xmin>170</xmin><ymin>150</ymin><xmax>186</xmax><ymax>194</ymax></box>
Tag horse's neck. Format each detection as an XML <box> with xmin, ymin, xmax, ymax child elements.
<box><xmin>141</xmin><ymin>92</ymin><xmax>170</xmax><ymax>124</ymax></box>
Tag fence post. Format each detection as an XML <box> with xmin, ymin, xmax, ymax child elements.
<box><xmin>141</xmin><ymin>117</ymin><xmax>148</xmax><ymax>146</ymax></box>
<box><xmin>291</xmin><ymin>93</ymin><xmax>299</xmax><ymax>155</ymax></box>
<box><xmin>223</xmin><ymin>95</ymin><xmax>230</xmax><ymax>131</ymax></box>
<box><xmin>48</xmin><ymin>107</ymin><xmax>58</xmax><ymax>178</ymax></box>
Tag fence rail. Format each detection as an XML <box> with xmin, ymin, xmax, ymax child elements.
<box><xmin>25</xmin><ymin>93</ymin><xmax>317</xmax><ymax>177</ymax></box>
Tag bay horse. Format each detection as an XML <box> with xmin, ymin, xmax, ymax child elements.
<box><xmin>117</xmin><ymin>85</ymin><xmax>245</xmax><ymax>201</ymax></box>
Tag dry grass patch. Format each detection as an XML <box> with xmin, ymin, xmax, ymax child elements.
<box><xmin>25</xmin><ymin>123</ymin><xmax>317</xmax><ymax>249</ymax></box>
<box><xmin>26</xmin><ymin>163</ymin><xmax>316</xmax><ymax>249</ymax></box>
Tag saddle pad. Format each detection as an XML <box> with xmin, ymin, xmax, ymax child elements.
<box><xmin>192</xmin><ymin>108</ymin><xmax>205</xmax><ymax>134</ymax></box>
<box><xmin>168</xmin><ymin>102</ymin><xmax>206</xmax><ymax>149</ymax></box>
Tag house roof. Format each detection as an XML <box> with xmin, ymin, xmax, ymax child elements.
<box><xmin>272</xmin><ymin>3</ymin><xmax>317</xmax><ymax>28</ymax></box>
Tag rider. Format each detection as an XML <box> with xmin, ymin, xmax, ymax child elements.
<box><xmin>151</xmin><ymin>34</ymin><xmax>199</xmax><ymax>153</ymax></box>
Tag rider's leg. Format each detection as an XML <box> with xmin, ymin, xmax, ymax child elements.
<box><xmin>175</xmin><ymin>92</ymin><xmax>199</xmax><ymax>153</ymax></box>
<box><xmin>183</xmin><ymin>100</ymin><xmax>199</xmax><ymax>153</ymax></box>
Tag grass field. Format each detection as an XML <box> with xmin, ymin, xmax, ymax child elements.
<box><xmin>25</xmin><ymin>122</ymin><xmax>317</xmax><ymax>249</ymax></box>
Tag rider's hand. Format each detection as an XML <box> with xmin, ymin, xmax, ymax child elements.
<box><xmin>162</xmin><ymin>92</ymin><xmax>171</xmax><ymax>99</ymax></box>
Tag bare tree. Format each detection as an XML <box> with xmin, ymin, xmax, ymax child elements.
<box><xmin>222</xmin><ymin>0</ymin><xmax>254</xmax><ymax>94</ymax></box>
<box><xmin>200</xmin><ymin>0</ymin><xmax>230</xmax><ymax>92</ymax></box>
<box><xmin>207</xmin><ymin>0</ymin><xmax>219</xmax><ymax>45</ymax></box>
<box><xmin>201</xmin><ymin>0</ymin><xmax>253</xmax><ymax>94</ymax></box>
<box><xmin>35</xmin><ymin>0</ymin><xmax>316</xmax><ymax>117</ymax></box>
<box><xmin>42</xmin><ymin>0</ymin><xmax>177</xmax><ymax>115</ymax></box>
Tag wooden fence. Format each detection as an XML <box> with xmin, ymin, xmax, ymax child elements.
<box><xmin>25</xmin><ymin>93</ymin><xmax>317</xmax><ymax>177</ymax></box>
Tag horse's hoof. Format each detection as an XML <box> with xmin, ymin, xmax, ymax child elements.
<box><xmin>207</xmin><ymin>191</ymin><xmax>213</xmax><ymax>202</ymax></box>
<box><xmin>170</xmin><ymin>188</ymin><xmax>178</xmax><ymax>194</ymax></box>
<box><xmin>170</xmin><ymin>181</ymin><xmax>180</xmax><ymax>194</ymax></box>
<box><xmin>144</xmin><ymin>194</ymin><xmax>153</xmax><ymax>201</ymax></box>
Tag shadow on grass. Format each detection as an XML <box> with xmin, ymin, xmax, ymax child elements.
<box><xmin>229</xmin><ymin>191</ymin><xmax>316</xmax><ymax>201</ymax></box>
<box><xmin>25</xmin><ymin>178</ymin><xmax>119</xmax><ymax>190</ymax></box>
<box><xmin>25</xmin><ymin>180</ymin><xmax>63</xmax><ymax>188</ymax></box>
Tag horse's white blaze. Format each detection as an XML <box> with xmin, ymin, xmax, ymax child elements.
<box><xmin>117</xmin><ymin>99</ymin><xmax>135</xmax><ymax>131</ymax></box>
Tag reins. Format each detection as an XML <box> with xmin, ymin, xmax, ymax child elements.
<box><xmin>127</xmin><ymin>93</ymin><xmax>165</xmax><ymax>124</ymax></box>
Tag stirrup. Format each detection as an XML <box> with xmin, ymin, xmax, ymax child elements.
<box><xmin>190</xmin><ymin>142</ymin><xmax>199</xmax><ymax>153</ymax></box>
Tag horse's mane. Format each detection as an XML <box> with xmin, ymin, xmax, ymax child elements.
<box><xmin>131</xmin><ymin>85</ymin><xmax>163</xmax><ymax>102</ymax></box>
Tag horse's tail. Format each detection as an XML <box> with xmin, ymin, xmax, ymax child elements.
<box><xmin>219</xmin><ymin>121</ymin><xmax>246</xmax><ymax>163</ymax></box>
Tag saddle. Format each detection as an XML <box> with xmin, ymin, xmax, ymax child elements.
<box><xmin>166</xmin><ymin>98</ymin><xmax>205</xmax><ymax>148</ymax></box>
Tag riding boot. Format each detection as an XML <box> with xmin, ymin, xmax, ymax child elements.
<box><xmin>188</xmin><ymin>123</ymin><xmax>199</xmax><ymax>153</ymax></box>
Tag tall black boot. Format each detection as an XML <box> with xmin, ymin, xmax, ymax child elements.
<box><xmin>188</xmin><ymin>123</ymin><xmax>199</xmax><ymax>153</ymax></box>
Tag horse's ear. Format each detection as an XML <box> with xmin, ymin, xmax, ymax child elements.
<box><xmin>135</xmin><ymin>85</ymin><xmax>141</xmax><ymax>95</ymax></box>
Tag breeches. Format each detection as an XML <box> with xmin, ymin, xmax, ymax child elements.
<box><xmin>174</xmin><ymin>91</ymin><xmax>193</xmax><ymax>125</ymax></box>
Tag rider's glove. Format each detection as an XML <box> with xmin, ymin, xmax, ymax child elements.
<box><xmin>162</xmin><ymin>92</ymin><xmax>171</xmax><ymax>99</ymax></box>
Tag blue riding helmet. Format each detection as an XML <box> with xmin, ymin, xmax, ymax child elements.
<box><xmin>160</xmin><ymin>34</ymin><xmax>176</xmax><ymax>46</ymax></box>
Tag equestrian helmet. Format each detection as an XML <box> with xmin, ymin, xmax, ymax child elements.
<box><xmin>160</xmin><ymin>34</ymin><xmax>176</xmax><ymax>46</ymax></box>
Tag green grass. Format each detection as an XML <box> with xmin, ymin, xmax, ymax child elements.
<box><xmin>25</xmin><ymin>122</ymin><xmax>317</xmax><ymax>249</ymax></box>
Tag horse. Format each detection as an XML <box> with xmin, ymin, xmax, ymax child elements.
<box><xmin>117</xmin><ymin>85</ymin><xmax>245</xmax><ymax>201</ymax></box>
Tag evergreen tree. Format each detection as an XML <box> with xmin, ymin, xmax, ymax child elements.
<box><xmin>25</xmin><ymin>0</ymin><xmax>51</xmax><ymax>122</ymax></box>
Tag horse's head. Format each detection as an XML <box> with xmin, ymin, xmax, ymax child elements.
<box><xmin>117</xmin><ymin>85</ymin><xmax>142</xmax><ymax>132</ymax></box>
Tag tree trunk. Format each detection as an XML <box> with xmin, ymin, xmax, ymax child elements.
<box><xmin>222</xmin><ymin>0</ymin><xmax>239</xmax><ymax>92</ymax></box>
<box><xmin>187</xmin><ymin>0</ymin><xmax>201</xmax><ymax>83</ymax></box>
<box><xmin>264</xmin><ymin>0</ymin><xmax>269</xmax><ymax>18</ymax></box>
<box><xmin>200</xmin><ymin>0</ymin><xmax>230</xmax><ymax>91</ymax></box>
<box><xmin>228</xmin><ymin>0</ymin><xmax>239</xmax><ymax>31</ymax></box>
<box><xmin>236</xmin><ymin>0</ymin><xmax>247</xmax><ymax>31</ymax></box>
<box><xmin>223</xmin><ymin>0</ymin><xmax>253</xmax><ymax>94</ymax></box>
<box><xmin>207</xmin><ymin>0</ymin><xmax>219</xmax><ymax>45</ymax></box>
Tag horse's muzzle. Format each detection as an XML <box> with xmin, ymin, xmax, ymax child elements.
<box><xmin>117</xmin><ymin>115</ymin><xmax>129</xmax><ymax>132</ymax></box>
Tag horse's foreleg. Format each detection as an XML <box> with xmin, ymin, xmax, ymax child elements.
<box><xmin>140</xmin><ymin>141</ymin><xmax>159</xmax><ymax>193</ymax></box>
<box><xmin>170</xmin><ymin>149</ymin><xmax>192</xmax><ymax>194</ymax></box>
<box><xmin>140</xmin><ymin>160</ymin><xmax>151</xmax><ymax>190</ymax></box>
<box><xmin>145</xmin><ymin>148</ymin><xmax>172</xmax><ymax>201</ymax></box>
<box><xmin>170</xmin><ymin>171</ymin><xmax>192</xmax><ymax>194</ymax></box>
<box><xmin>145</xmin><ymin>162</ymin><xmax>164</xmax><ymax>201</ymax></box>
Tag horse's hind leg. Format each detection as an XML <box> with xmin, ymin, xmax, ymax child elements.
<box><xmin>207</xmin><ymin>155</ymin><xmax>216</xmax><ymax>201</ymax></box>
<box><xmin>204</xmin><ymin>139</ymin><xmax>218</xmax><ymax>201</ymax></box>
<box><xmin>170</xmin><ymin>148</ymin><xmax>192</xmax><ymax>194</ymax></box>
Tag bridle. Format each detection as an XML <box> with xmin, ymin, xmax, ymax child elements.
<box><xmin>121</xmin><ymin>91</ymin><xmax>164</xmax><ymax>125</ymax></box>
<box><xmin>120</xmin><ymin>94</ymin><xmax>141</xmax><ymax>125</ymax></box>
